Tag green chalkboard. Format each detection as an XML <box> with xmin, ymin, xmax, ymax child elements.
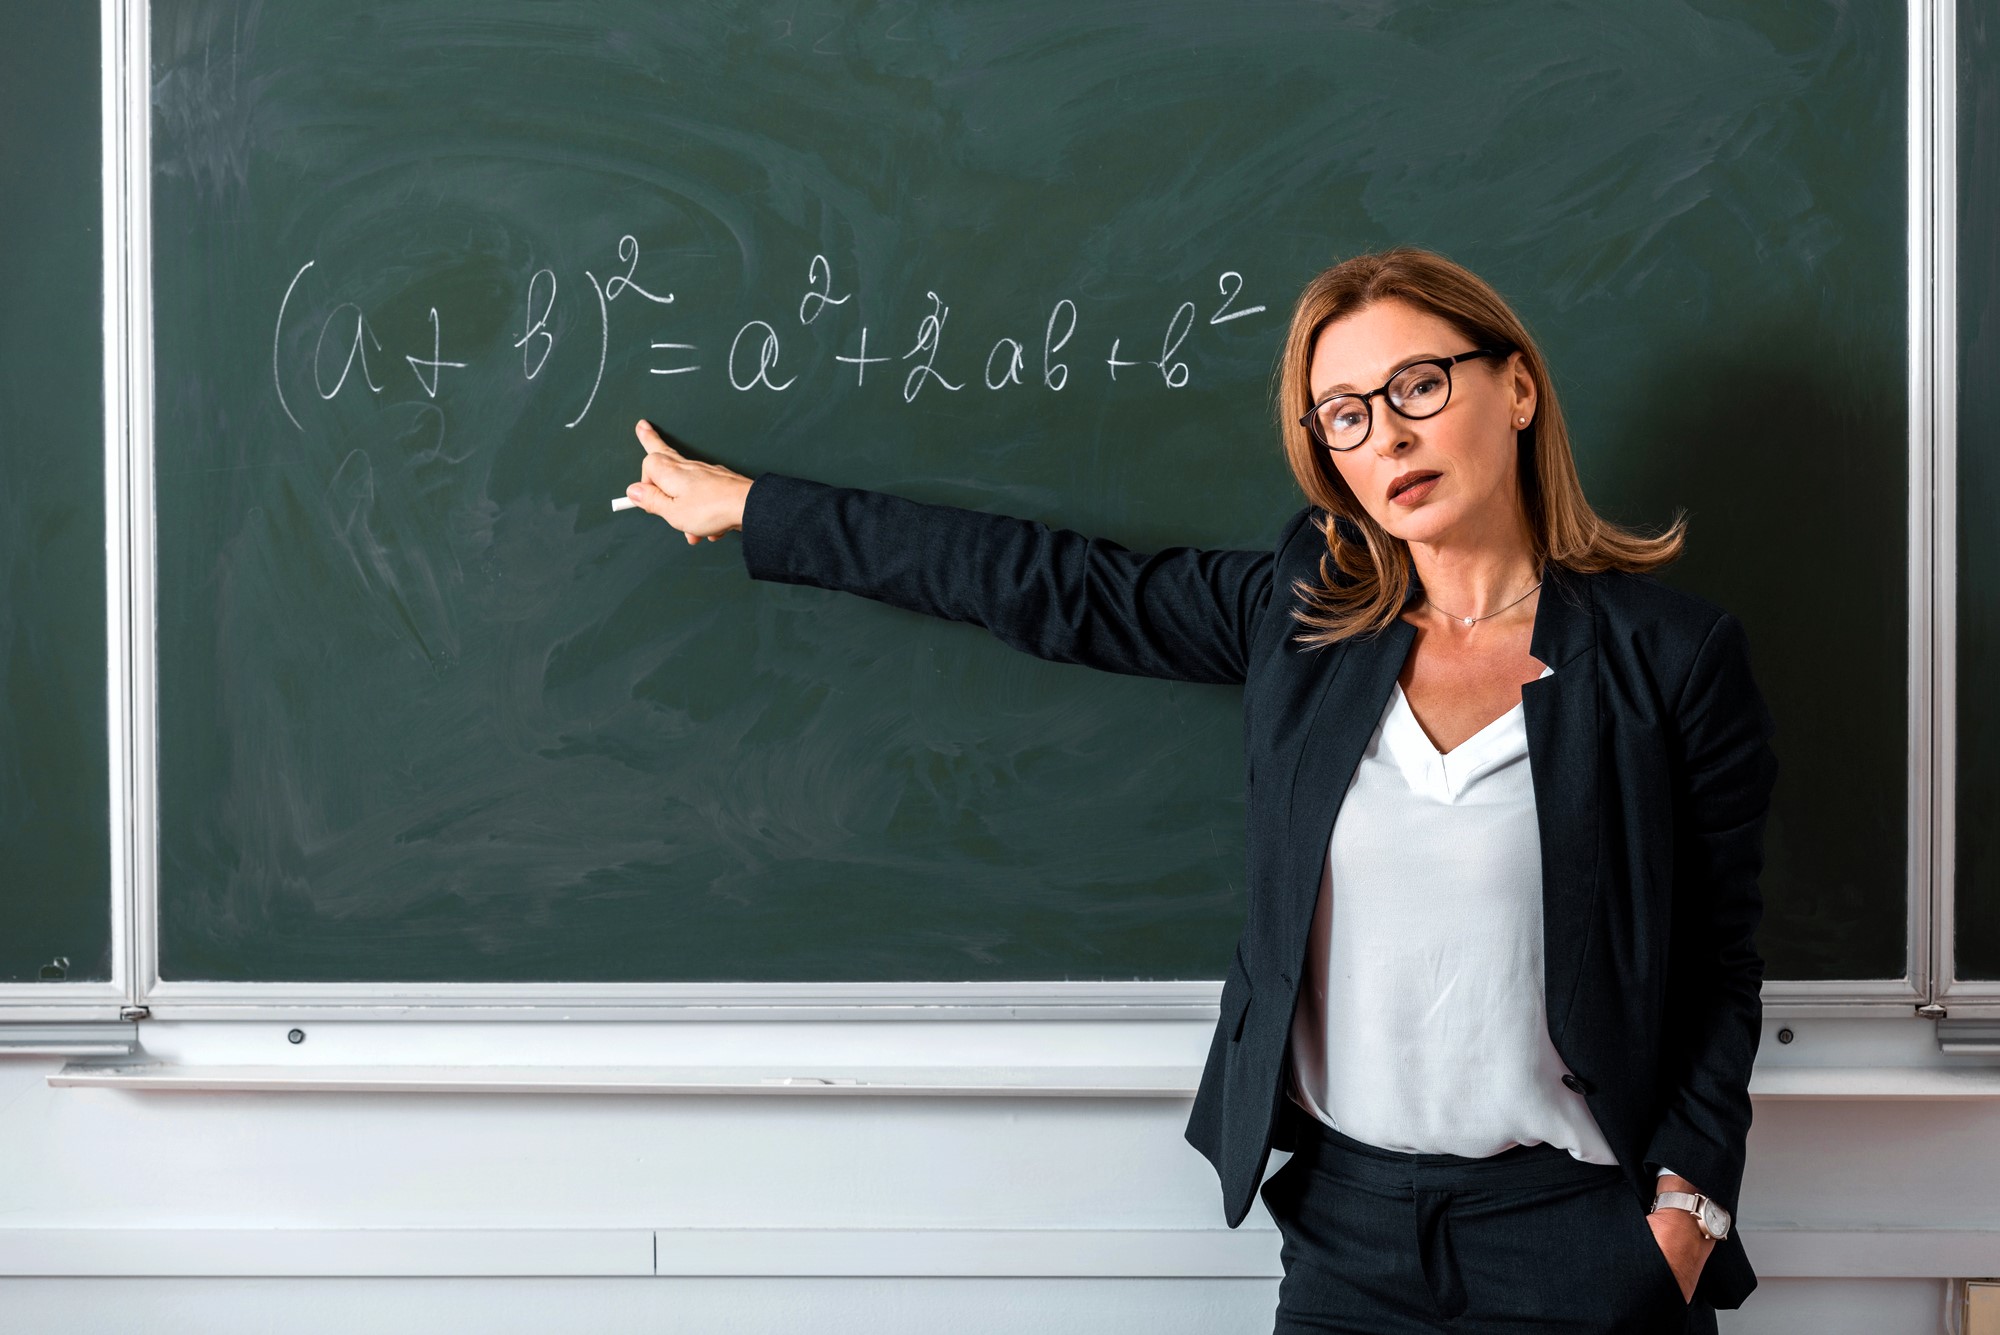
<box><xmin>1956</xmin><ymin>0</ymin><xmax>2000</xmax><ymax>981</ymax></box>
<box><xmin>150</xmin><ymin>0</ymin><xmax>1907</xmax><ymax>984</ymax></box>
<box><xmin>0</xmin><ymin>7</ymin><xmax>110</xmax><ymax>984</ymax></box>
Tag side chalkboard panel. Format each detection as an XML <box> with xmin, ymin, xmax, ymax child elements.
<box><xmin>149</xmin><ymin>0</ymin><xmax>1906</xmax><ymax>984</ymax></box>
<box><xmin>1956</xmin><ymin>0</ymin><xmax>1999</xmax><ymax>981</ymax></box>
<box><xmin>0</xmin><ymin>7</ymin><xmax>110</xmax><ymax>984</ymax></box>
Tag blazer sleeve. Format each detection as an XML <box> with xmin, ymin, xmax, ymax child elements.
<box><xmin>738</xmin><ymin>471</ymin><xmax>1309</xmax><ymax>686</ymax></box>
<box><xmin>1642</xmin><ymin>610</ymin><xmax>1779</xmax><ymax>1222</ymax></box>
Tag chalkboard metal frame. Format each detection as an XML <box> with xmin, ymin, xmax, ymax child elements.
<box><xmin>0</xmin><ymin>0</ymin><xmax>136</xmax><ymax>1025</ymax></box>
<box><xmin>15</xmin><ymin>0</ymin><xmax>1955</xmax><ymax>1028</ymax></box>
<box><xmin>1908</xmin><ymin>0</ymin><xmax>1960</xmax><ymax>1017</ymax></box>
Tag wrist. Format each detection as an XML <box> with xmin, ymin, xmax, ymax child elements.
<box><xmin>1652</xmin><ymin>1179</ymin><xmax>1731</xmax><ymax>1243</ymax></box>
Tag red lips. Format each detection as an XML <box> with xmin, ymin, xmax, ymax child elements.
<box><xmin>1388</xmin><ymin>469</ymin><xmax>1441</xmax><ymax>501</ymax></box>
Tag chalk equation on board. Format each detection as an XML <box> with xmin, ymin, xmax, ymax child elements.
<box><xmin>271</xmin><ymin>234</ymin><xmax>1268</xmax><ymax>435</ymax></box>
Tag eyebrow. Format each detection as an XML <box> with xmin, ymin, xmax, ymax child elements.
<box><xmin>1314</xmin><ymin>351</ymin><xmax>1449</xmax><ymax>401</ymax></box>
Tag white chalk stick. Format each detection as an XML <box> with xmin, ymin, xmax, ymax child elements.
<box><xmin>611</xmin><ymin>496</ymin><xmax>638</xmax><ymax>511</ymax></box>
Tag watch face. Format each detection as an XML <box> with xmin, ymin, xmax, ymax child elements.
<box><xmin>1699</xmin><ymin>1198</ymin><xmax>1729</xmax><ymax>1238</ymax></box>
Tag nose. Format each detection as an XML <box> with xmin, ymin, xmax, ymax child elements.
<box><xmin>1365</xmin><ymin>398</ymin><xmax>1413</xmax><ymax>456</ymax></box>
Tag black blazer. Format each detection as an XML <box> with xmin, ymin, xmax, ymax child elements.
<box><xmin>739</xmin><ymin>471</ymin><xmax>1778</xmax><ymax>1311</ymax></box>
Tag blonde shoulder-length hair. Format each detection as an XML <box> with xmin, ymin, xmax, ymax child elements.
<box><xmin>1274</xmin><ymin>246</ymin><xmax>1687</xmax><ymax>651</ymax></box>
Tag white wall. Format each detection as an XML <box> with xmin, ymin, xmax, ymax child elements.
<box><xmin>0</xmin><ymin>1014</ymin><xmax>1991</xmax><ymax>1333</ymax></box>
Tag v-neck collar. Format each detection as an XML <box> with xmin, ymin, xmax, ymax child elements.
<box><xmin>1283</xmin><ymin>546</ymin><xmax>1604</xmax><ymax>1046</ymax></box>
<box><xmin>1379</xmin><ymin>663</ymin><xmax>1555</xmax><ymax>801</ymax></box>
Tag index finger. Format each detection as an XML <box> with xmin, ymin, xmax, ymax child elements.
<box><xmin>635</xmin><ymin>419</ymin><xmax>677</xmax><ymax>457</ymax></box>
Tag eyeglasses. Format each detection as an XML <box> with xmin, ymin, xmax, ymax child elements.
<box><xmin>1300</xmin><ymin>347</ymin><xmax>1505</xmax><ymax>452</ymax></box>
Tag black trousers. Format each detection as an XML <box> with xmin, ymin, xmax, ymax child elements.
<box><xmin>1259</xmin><ymin>1101</ymin><xmax>1720</xmax><ymax>1334</ymax></box>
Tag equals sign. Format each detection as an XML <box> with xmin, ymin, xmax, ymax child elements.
<box><xmin>650</xmin><ymin>342</ymin><xmax>699</xmax><ymax>376</ymax></box>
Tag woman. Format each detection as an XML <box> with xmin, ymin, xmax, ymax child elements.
<box><xmin>622</xmin><ymin>247</ymin><xmax>1775</xmax><ymax>1334</ymax></box>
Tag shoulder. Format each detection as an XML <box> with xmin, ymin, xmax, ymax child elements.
<box><xmin>1578</xmin><ymin>568</ymin><xmax>1759</xmax><ymax>712</ymax></box>
<box><xmin>1276</xmin><ymin>506</ymin><xmax>1352</xmax><ymax>563</ymax></box>
<box><xmin>1279</xmin><ymin>504</ymin><xmax>1320</xmax><ymax>552</ymax></box>
<box><xmin>1583</xmin><ymin>567</ymin><xmax>1730</xmax><ymax>642</ymax></box>
<box><xmin>1260</xmin><ymin>505</ymin><xmax>1325</xmax><ymax>579</ymax></box>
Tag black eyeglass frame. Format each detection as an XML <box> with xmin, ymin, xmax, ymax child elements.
<box><xmin>1300</xmin><ymin>347</ymin><xmax>1508</xmax><ymax>452</ymax></box>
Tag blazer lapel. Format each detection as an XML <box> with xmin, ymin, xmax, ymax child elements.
<box><xmin>1279</xmin><ymin>600</ymin><xmax>1413</xmax><ymax>975</ymax></box>
<box><xmin>1521</xmin><ymin>563</ymin><xmax>1599</xmax><ymax>1047</ymax></box>
<box><xmin>1279</xmin><ymin>559</ymin><xmax>1600</xmax><ymax>1047</ymax></box>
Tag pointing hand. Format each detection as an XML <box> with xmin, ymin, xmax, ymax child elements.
<box><xmin>622</xmin><ymin>420</ymin><xmax>753</xmax><ymax>546</ymax></box>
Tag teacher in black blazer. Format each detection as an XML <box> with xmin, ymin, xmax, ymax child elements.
<box><xmin>622</xmin><ymin>246</ymin><xmax>1776</xmax><ymax>1335</ymax></box>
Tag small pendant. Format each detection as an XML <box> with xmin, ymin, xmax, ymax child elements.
<box><xmin>1463</xmin><ymin>616</ymin><xmax>1475</xmax><ymax>626</ymax></box>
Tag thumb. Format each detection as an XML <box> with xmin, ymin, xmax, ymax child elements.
<box><xmin>625</xmin><ymin>480</ymin><xmax>669</xmax><ymax>517</ymax></box>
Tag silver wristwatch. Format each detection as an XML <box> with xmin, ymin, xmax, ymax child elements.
<box><xmin>1650</xmin><ymin>1189</ymin><xmax>1731</xmax><ymax>1241</ymax></box>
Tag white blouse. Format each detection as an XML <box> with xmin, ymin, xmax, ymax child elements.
<box><xmin>1286</xmin><ymin>662</ymin><xmax>1680</xmax><ymax>1184</ymax></box>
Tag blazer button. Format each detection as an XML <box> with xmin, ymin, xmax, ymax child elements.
<box><xmin>1561</xmin><ymin>1073</ymin><xmax>1594</xmax><ymax>1095</ymax></box>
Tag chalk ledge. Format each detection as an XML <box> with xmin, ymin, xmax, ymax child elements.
<box><xmin>47</xmin><ymin>1061</ymin><xmax>1201</xmax><ymax>1096</ymax></box>
<box><xmin>43</xmin><ymin>1061</ymin><xmax>2000</xmax><ymax>1098</ymax></box>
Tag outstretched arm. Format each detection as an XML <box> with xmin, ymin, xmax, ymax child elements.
<box><xmin>618</xmin><ymin>420</ymin><xmax>1309</xmax><ymax>686</ymax></box>
<box><xmin>739</xmin><ymin>471</ymin><xmax>1308</xmax><ymax>686</ymax></box>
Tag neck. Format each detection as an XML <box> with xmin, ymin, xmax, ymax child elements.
<box><xmin>1404</xmin><ymin>514</ymin><xmax>1541</xmax><ymax>623</ymax></box>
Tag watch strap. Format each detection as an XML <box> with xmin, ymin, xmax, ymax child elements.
<box><xmin>1650</xmin><ymin>1188</ymin><xmax>1731</xmax><ymax>1241</ymax></box>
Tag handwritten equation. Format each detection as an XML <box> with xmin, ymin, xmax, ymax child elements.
<box><xmin>272</xmin><ymin>235</ymin><xmax>1267</xmax><ymax>434</ymax></box>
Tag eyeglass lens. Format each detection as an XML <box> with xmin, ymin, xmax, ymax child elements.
<box><xmin>1313</xmin><ymin>361</ymin><xmax>1454</xmax><ymax>450</ymax></box>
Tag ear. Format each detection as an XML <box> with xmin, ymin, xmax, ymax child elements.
<box><xmin>1509</xmin><ymin>352</ymin><xmax>1537</xmax><ymax>423</ymax></box>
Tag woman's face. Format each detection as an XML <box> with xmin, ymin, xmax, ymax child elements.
<box><xmin>1307</xmin><ymin>299</ymin><xmax>1534</xmax><ymax>546</ymax></box>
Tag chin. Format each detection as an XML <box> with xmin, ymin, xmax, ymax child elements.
<box><xmin>1381</xmin><ymin>509</ymin><xmax>1454</xmax><ymax>542</ymax></box>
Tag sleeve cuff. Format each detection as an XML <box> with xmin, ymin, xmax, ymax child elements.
<box><xmin>737</xmin><ymin>471</ymin><xmax>823</xmax><ymax>583</ymax></box>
